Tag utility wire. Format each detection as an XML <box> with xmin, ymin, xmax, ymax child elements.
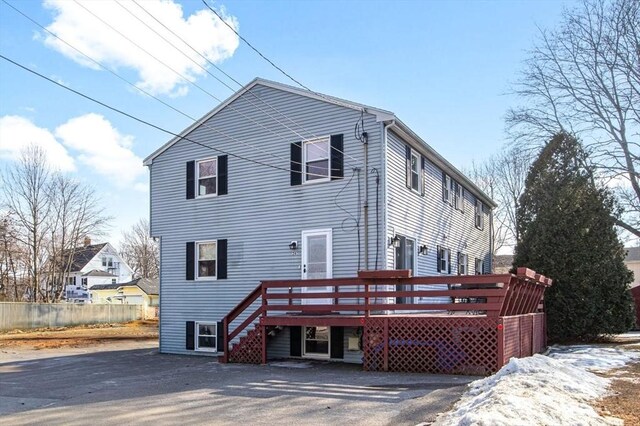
<box><xmin>1</xmin><ymin>0</ymin><xmax>310</xmax><ymax>171</ymax></box>
<box><xmin>201</xmin><ymin>0</ymin><xmax>363</xmax><ymax>113</ymax></box>
<box><xmin>75</xmin><ymin>0</ymin><xmax>360</xmax><ymax>169</ymax></box>
<box><xmin>131</xmin><ymin>0</ymin><xmax>326</xmax><ymax>143</ymax></box>
<box><xmin>0</xmin><ymin>54</ymin><xmax>336</xmax><ymax>179</ymax></box>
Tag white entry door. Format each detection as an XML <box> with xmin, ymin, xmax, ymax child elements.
<box><xmin>301</xmin><ymin>229</ymin><xmax>333</xmax><ymax>305</ymax></box>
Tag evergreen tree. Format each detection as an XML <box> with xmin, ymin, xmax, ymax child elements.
<box><xmin>513</xmin><ymin>132</ymin><xmax>634</xmax><ymax>342</ymax></box>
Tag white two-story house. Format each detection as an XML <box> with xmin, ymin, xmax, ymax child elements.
<box><xmin>144</xmin><ymin>78</ymin><xmax>495</xmax><ymax>360</ymax></box>
<box><xmin>62</xmin><ymin>239</ymin><xmax>134</xmax><ymax>301</ymax></box>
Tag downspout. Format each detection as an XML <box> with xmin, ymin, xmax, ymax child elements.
<box><xmin>383</xmin><ymin>120</ymin><xmax>395</xmax><ymax>272</ymax></box>
<box><xmin>363</xmin><ymin>129</ymin><xmax>369</xmax><ymax>270</ymax></box>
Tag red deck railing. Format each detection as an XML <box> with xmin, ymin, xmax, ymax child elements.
<box><xmin>219</xmin><ymin>268</ymin><xmax>552</xmax><ymax>363</ymax></box>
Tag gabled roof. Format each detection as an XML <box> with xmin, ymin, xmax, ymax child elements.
<box><xmin>90</xmin><ymin>277</ymin><xmax>159</xmax><ymax>295</ymax></box>
<box><xmin>62</xmin><ymin>243</ymin><xmax>107</xmax><ymax>272</ymax></box>
<box><xmin>83</xmin><ymin>269</ymin><xmax>116</xmax><ymax>277</ymax></box>
<box><xmin>143</xmin><ymin>77</ymin><xmax>495</xmax><ymax>207</ymax></box>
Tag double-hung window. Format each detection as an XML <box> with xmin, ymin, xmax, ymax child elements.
<box><xmin>454</xmin><ymin>182</ymin><xmax>464</xmax><ymax>211</ymax></box>
<box><xmin>197</xmin><ymin>241</ymin><xmax>217</xmax><ymax>279</ymax></box>
<box><xmin>475</xmin><ymin>258</ymin><xmax>485</xmax><ymax>275</ymax></box>
<box><xmin>475</xmin><ymin>199</ymin><xmax>484</xmax><ymax>230</ymax></box>
<box><xmin>303</xmin><ymin>137</ymin><xmax>330</xmax><ymax>183</ymax></box>
<box><xmin>443</xmin><ymin>174</ymin><xmax>452</xmax><ymax>204</ymax></box>
<box><xmin>410</xmin><ymin>150</ymin><xmax>420</xmax><ymax>192</ymax></box>
<box><xmin>437</xmin><ymin>246</ymin><xmax>451</xmax><ymax>273</ymax></box>
<box><xmin>197</xmin><ymin>158</ymin><xmax>217</xmax><ymax>197</ymax></box>
<box><xmin>458</xmin><ymin>253</ymin><xmax>468</xmax><ymax>275</ymax></box>
<box><xmin>195</xmin><ymin>322</ymin><xmax>217</xmax><ymax>352</ymax></box>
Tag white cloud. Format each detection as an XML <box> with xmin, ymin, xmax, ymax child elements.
<box><xmin>54</xmin><ymin>113</ymin><xmax>145</xmax><ymax>187</ymax></box>
<box><xmin>42</xmin><ymin>0</ymin><xmax>240</xmax><ymax>96</ymax></box>
<box><xmin>0</xmin><ymin>115</ymin><xmax>75</xmax><ymax>172</ymax></box>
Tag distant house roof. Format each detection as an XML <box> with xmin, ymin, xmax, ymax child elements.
<box><xmin>90</xmin><ymin>277</ymin><xmax>159</xmax><ymax>295</ymax></box>
<box><xmin>625</xmin><ymin>247</ymin><xmax>640</xmax><ymax>262</ymax></box>
<box><xmin>495</xmin><ymin>255</ymin><xmax>514</xmax><ymax>270</ymax></box>
<box><xmin>82</xmin><ymin>269</ymin><xmax>116</xmax><ymax>277</ymax></box>
<box><xmin>61</xmin><ymin>243</ymin><xmax>108</xmax><ymax>272</ymax></box>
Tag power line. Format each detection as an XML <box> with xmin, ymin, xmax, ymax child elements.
<box><xmin>75</xmin><ymin>0</ymin><xmax>360</xmax><ymax>169</ymax></box>
<box><xmin>0</xmin><ymin>0</ymin><xmax>298</xmax><ymax>170</ymax></box>
<box><xmin>201</xmin><ymin>0</ymin><xmax>363</xmax><ymax>113</ymax></box>
<box><xmin>130</xmin><ymin>0</ymin><xmax>321</xmax><ymax>142</ymax></box>
<box><xmin>0</xmin><ymin>54</ymin><xmax>341</xmax><ymax>179</ymax></box>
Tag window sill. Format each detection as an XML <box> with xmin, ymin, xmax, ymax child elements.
<box><xmin>195</xmin><ymin>276</ymin><xmax>217</xmax><ymax>281</ymax></box>
<box><xmin>195</xmin><ymin>194</ymin><xmax>218</xmax><ymax>199</ymax></box>
<box><xmin>302</xmin><ymin>178</ymin><xmax>331</xmax><ymax>185</ymax></box>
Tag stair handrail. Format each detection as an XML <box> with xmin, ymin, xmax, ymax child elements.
<box><xmin>220</xmin><ymin>283</ymin><xmax>263</xmax><ymax>363</ymax></box>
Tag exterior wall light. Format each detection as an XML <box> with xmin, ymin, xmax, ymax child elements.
<box><xmin>389</xmin><ymin>235</ymin><xmax>401</xmax><ymax>248</ymax></box>
<box><xmin>419</xmin><ymin>245</ymin><xmax>429</xmax><ymax>255</ymax></box>
<box><xmin>289</xmin><ymin>241</ymin><xmax>298</xmax><ymax>250</ymax></box>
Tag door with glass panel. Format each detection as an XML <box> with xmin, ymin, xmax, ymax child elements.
<box><xmin>301</xmin><ymin>229</ymin><xmax>333</xmax><ymax>305</ymax></box>
<box><xmin>395</xmin><ymin>235</ymin><xmax>416</xmax><ymax>304</ymax></box>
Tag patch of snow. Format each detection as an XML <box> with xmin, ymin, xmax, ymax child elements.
<box><xmin>435</xmin><ymin>344</ymin><xmax>640</xmax><ymax>426</ymax></box>
<box><xmin>548</xmin><ymin>345</ymin><xmax>640</xmax><ymax>372</ymax></box>
<box><xmin>269</xmin><ymin>361</ymin><xmax>313</xmax><ymax>369</ymax></box>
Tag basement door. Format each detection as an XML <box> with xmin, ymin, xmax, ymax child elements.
<box><xmin>301</xmin><ymin>229</ymin><xmax>333</xmax><ymax>305</ymax></box>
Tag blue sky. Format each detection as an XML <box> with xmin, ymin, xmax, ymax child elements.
<box><xmin>0</xmin><ymin>0</ymin><xmax>573</xmax><ymax>248</ymax></box>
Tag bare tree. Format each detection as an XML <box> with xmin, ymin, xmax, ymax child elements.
<box><xmin>506</xmin><ymin>0</ymin><xmax>640</xmax><ymax>237</ymax></box>
<box><xmin>1</xmin><ymin>146</ymin><xmax>51</xmax><ymax>301</ymax></box>
<box><xmin>467</xmin><ymin>146</ymin><xmax>531</xmax><ymax>257</ymax></box>
<box><xmin>1</xmin><ymin>144</ymin><xmax>110</xmax><ymax>302</ymax></box>
<box><xmin>0</xmin><ymin>212</ymin><xmax>27</xmax><ymax>301</ymax></box>
<box><xmin>119</xmin><ymin>218</ymin><xmax>158</xmax><ymax>279</ymax></box>
<box><xmin>45</xmin><ymin>174</ymin><xmax>110</xmax><ymax>302</ymax></box>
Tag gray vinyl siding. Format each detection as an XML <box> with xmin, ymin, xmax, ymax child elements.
<box><xmin>385</xmin><ymin>130</ymin><xmax>492</xmax><ymax>304</ymax></box>
<box><xmin>150</xmin><ymin>84</ymin><xmax>382</xmax><ymax>355</ymax></box>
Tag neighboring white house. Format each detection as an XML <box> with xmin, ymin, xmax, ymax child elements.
<box><xmin>62</xmin><ymin>239</ymin><xmax>134</xmax><ymax>301</ymax></box>
<box><xmin>625</xmin><ymin>246</ymin><xmax>640</xmax><ymax>289</ymax></box>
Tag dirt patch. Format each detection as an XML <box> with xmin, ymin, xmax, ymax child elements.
<box><xmin>0</xmin><ymin>320</ymin><xmax>158</xmax><ymax>350</ymax></box>
<box><xmin>593</xmin><ymin>360</ymin><xmax>640</xmax><ymax>426</ymax></box>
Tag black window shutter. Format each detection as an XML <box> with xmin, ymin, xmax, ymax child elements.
<box><xmin>217</xmin><ymin>321</ymin><xmax>224</xmax><ymax>353</ymax></box>
<box><xmin>405</xmin><ymin>145</ymin><xmax>412</xmax><ymax>189</ymax></box>
<box><xmin>186</xmin><ymin>321</ymin><xmax>195</xmax><ymax>350</ymax></box>
<box><xmin>290</xmin><ymin>326</ymin><xmax>302</xmax><ymax>356</ymax></box>
<box><xmin>447</xmin><ymin>250</ymin><xmax>452</xmax><ymax>274</ymax></box>
<box><xmin>291</xmin><ymin>142</ymin><xmax>302</xmax><ymax>186</ymax></box>
<box><xmin>186</xmin><ymin>242</ymin><xmax>195</xmax><ymax>281</ymax></box>
<box><xmin>420</xmin><ymin>156</ymin><xmax>426</xmax><ymax>196</ymax></box>
<box><xmin>437</xmin><ymin>245</ymin><xmax>442</xmax><ymax>272</ymax></box>
<box><xmin>217</xmin><ymin>239</ymin><xmax>227</xmax><ymax>279</ymax></box>
<box><xmin>186</xmin><ymin>161</ymin><xmax>195</xmax><ymax>199</ymax></box>
<box><xmin>330</xmin><ymin>134</ymin><xmax>344</xmax><ymax>180</ymax></box>
<box><xmin>330</xmin><ymin>326</ymin><xmax>344</xmax><ymax>359</ymax></box>
<box><xmin>218</xmin><ymin>155</ymin><xmax>228</xmax><ymax>195</ymax></box>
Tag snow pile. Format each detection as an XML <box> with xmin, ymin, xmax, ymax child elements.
<box><xmin>435</xmin><ymin>346</ymin><xmax>639</xmax><ymax>426</ymax></box>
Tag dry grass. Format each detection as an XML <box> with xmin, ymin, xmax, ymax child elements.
<box><xmin>0</xmin><ymin>320</ymin><xmax>158</xmax><ymax>350</ymax></box>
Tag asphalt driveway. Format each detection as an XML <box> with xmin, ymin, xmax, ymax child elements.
<box><xmin>0</xmin><ymin>341</ymin><xmax>476</xmax><ymax>425</ymax></box>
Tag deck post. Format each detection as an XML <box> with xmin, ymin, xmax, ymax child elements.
<box><xmin>383</xmin><ymin>317</ymin><xmax>389</xmax><ymax>372</ymax></box>
<box><xmin>222</xmin><ymin>317</ymin><xmax>229</xmax><ymax>363</ymax></box>
<box><xmin>497</xmin><ymin>318</ymin><xmax>504</xmax><ymax>371</ymax></box>
<box><xmin>261</xmin><ymin>324</ymin><xmax>267</xmax><ymax>365</ymax></box>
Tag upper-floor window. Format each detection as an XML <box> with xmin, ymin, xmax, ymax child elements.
<box><xmin>437</xmin><ymin>246</ymin><xmax>451</xmax><ymax>273</ymax></box>
<box><xmin>475</xmin><ymin>258</ymin><xmax>485</xmax><ymax>275</ymax></box>
<box><xmin>405</xmin><ymin>146</ymin><xmax>424</xmax><ymax>195</ymax></box>
<box><xmin>81</xmin><ymin>278</ymin><xmax>88</xmax><ymax>289</ymax></box>
<box><xmin>102</xmin><ymin>256</ymin><xmax>113</xmax><ymax>268</ymax></box>
<box><xmin>303</xmin><ymin>137</ymin><xmax>330</xmax><ymax>183</ymax></box>
<box><xmin>475</xmin><ymin>199</ymin><xmax>484</xmax><ymax>230</ymax></box>
<box><xmin>197</xmin><ymin>158</ymin><xmax>217</xmax><ymax>197</ymax></box>
<box><xmin>410</xmin><ymin>150</ymin><xmax>420</xmax><ymax>192</ymax></box>
<box><xmin>112</xmin><ymin>278</ymin><xmax>116</xmax><ymax>284</ymax></box>
<box><xmin>443</xmin><ymin>174</ymin><xmax>452</xmax><ymax>204</ymax></box>
<box><xmin>186</xmin><ymin>156</ymin><xmax>228</xmax><ymax>199</ymax></box>
<box><xmin>197</xmin><ymin>241</ymin><xmax>217</xmax><ymax>279</ymax></box>
<box><xmin>454</xmin><ymin>182</ymin><xmax>464</xmax><ymax>212</ymax></box>
<box><xmin>458</xmin><ymin>252</ymin><xmax>468</xmax><ymax>275</ymax></box>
